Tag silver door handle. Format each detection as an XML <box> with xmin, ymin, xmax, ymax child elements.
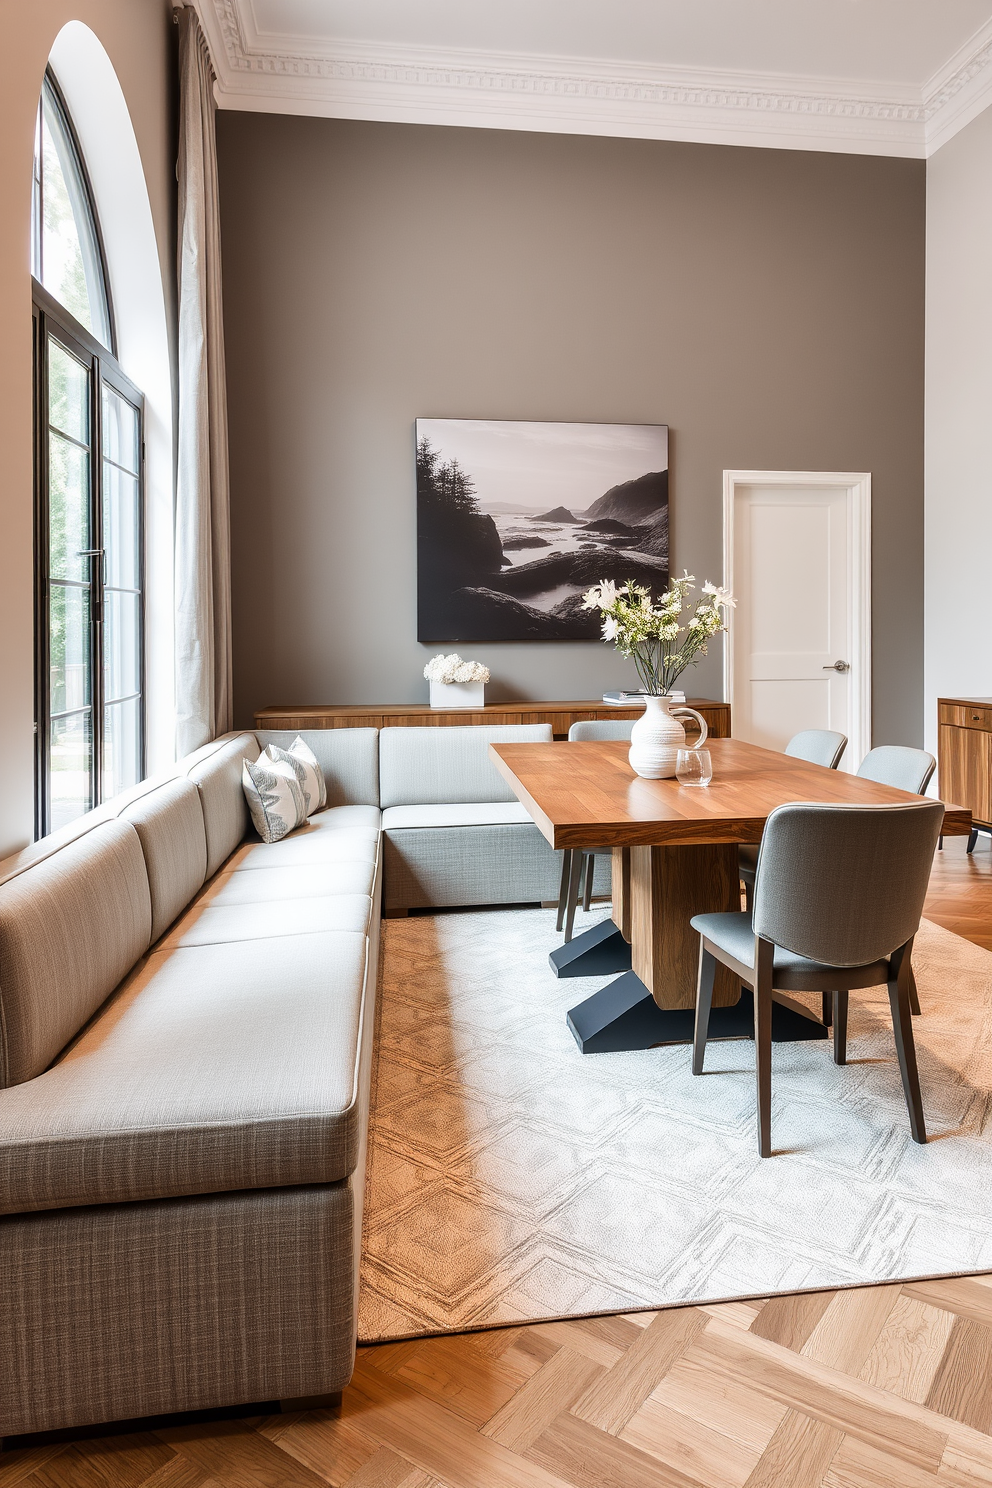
<box><xmin>823</xmin><ymin>660</ymin><xmax>850</xmax><ymax>672</ymax></box>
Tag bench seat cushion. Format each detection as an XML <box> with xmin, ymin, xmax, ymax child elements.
<box><xmin>161</xmin><ymin>895</ymin><xmax>373</xmax><ymax>949</ymax></box>
<box><xmin>303</xmin><ymin>804</ymin><xmax>381</xmax><ymax>836</ymax></box>
<box><xmin>227</xmin><ymin>828</ymin><xmax>379</xmax><ymax>872</ymax></box>
<box><xmin>198</xmin><ymin>861</ymin><xmax>377</xmax><ymax>904</ymax></box>
<box><xmin>0</xmin><ymin>930</ymin><xmax>372</xmax><ymax>1214</ymax></box>
<box><xmin>381</xmin><ymin>802</ymin><xmax>533</xmax><ymax>830</ymax></box>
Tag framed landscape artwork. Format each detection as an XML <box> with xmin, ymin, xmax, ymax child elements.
<box><xmin>416</xmin><ymin>418</ymin><xmax>669</xmax><ymax>642</ymax></box>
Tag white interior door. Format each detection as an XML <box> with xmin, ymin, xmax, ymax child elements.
<box><xmin>724</xmin><ymin>472</ymin><xmax>871</xmax><ymax>770</ymax></box>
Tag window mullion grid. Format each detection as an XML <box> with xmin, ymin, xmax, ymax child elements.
<box><xmin>92</xmin><ymin>354</ymin><xmax>105</xmax><ymax>806</ymax></box>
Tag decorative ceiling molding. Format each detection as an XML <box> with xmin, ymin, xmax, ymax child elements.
<box><xmin>195</xmin><ymin>1</ymin><xmax>992</xmax><ymax>159</ymax></box>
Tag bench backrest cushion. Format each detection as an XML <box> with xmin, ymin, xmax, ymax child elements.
<box><xmin>255</xmin><ymin>730</ymin><xmax>379</xmax><ymax>807</ymax></box>
<box><xmin>118</xmin><ymin>779</ymin><xmax>209</xmax><ymax>942</ymax></box>
<box><xmin>0</xmin><ymin>821</ymin><xmax>152</xmax><ymax>1088</ymax></box>
<box><xmin>179</xmin><ymin>733</ymin><xmax>261</xmax><ymax>878</ymax></box>
<box><xmin>378</xmin><ymin>724</ymin><xmax>552</xmax><ymax>808</ymax></box>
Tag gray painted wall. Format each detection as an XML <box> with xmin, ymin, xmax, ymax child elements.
<box><xmin>217</xmin><ymin>114</ymin><xmax>925</xmax><ymax>738</ymax></box>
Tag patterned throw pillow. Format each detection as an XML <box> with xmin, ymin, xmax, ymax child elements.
<box><xmin>265</xmin><ymin>736</ymin><xmax>327</xmax><ymax>817</ymax></box>
<box><xmin>242</xmin><ymin>756</ymin><xmax>306</xmax><ymax>844</ymax></box>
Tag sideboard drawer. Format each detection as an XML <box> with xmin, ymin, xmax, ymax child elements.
<box><xmin>939</xmin><ymin>703</ymin><xmax>992</xmax><ymax>731</ymax></box>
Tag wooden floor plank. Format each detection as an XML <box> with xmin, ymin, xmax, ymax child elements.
<box><xmin>155</xmin><ymin>1421</ymin><xmax>330</xmax><ymax>1488</ymax></box>
<box><xmin>801</xmin><ymin>1284</ymin><xmax>902</xmax><ymax>1374</ymax></box>
<box><xmin>526</xmin><ymin>1412</ymin><xmax>709</xmax><ymax>1488</ymax></box>
<box><xmin>926</xmin><ymin>1318</ymin><xmax>992</xmax><ymax>1433</ymax></box>
<box><xmin>620</xmin><ymin>1393</ymin><xmax>761</xmax><ymax>1488</ymax></box>
<box><xmin>906</xmin><ymin>1279</ymin><xmax>992</xmax><ymax>1331</ymax></box>
<box><xmin>740</xmin><ymin>1411</ymin><xmax>843</xmax><ymax>1488</ymax></box>
<box><xmin>648</xmin><ymin>1353</ymin><xmax>789</xmax><ymax>1454</ymax></box>
<box><xmin>571</xmin><ymin>1308</ymin><xmax>708</xmax><ymax>1434</ymax></box>
<box><xmin>688</xmin><ymin>1317</ymin><xmax>949</xmax><ymax>1472</ymax></box>
<box><xmin>481</xmin><ymin>1349</ymin><xmax>603</xmax><ymax>1453</ymax></box>
<box><xmin>859</xmin><ymin>1294</ymin><xmax>957</xmax><ymax>1405</ymax></box>
<box><xmin>393</xmin><ymin>1336</ymin><xmax>528</xmax><ymax>1427</ymax></box>
<box><xmin>258</xmin><ymin>1411</ymin><xmax>380</xmax><ymax>1488</ymax></box>
<box><xmin>749</xmin><ymin>1291</ymin><xmax>836</xmax><ymax>1352</ymax></box>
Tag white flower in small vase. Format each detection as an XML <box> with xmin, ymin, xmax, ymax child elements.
<box><xmin>423</xmin><ymin>653</ymin><xmax>491</xmax><ymax>709</ymax></box>
<box><xmin>582</xmin><ymin>574</ymin><xmax>735</xmax><ymax>779</ymax></box>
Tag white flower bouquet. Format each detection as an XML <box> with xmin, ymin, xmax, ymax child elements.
<box><xmin>423</xmin><ymin>654</ymin><xmax>491</xmax><ymax>685</ymax></box>
<box><xmin>582</xmin><ymin>572</ymin><xmax>735</xmax><ymax>696</ymax></box>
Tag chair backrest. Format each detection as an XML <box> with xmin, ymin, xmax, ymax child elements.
<box><xmin>568</xmin><ymin>720</ymin><xmax>635</xmax><ymax>742</ymax></box>
<box><xmin>378</xmin><ymin>724</ymin><xmax>552</xmax><ymax>807</ymax></box>
<box><xmin>784</xmin><ymin>729</ymin><xmax>847</xmax><ymax>770</ymax></box>
<box><xmin>753</xmin><ymin>799</ymin><xmax>944</xmax><ymax>967</ymax></box>
<box><xmin>856</xmin><ymin>745</ymin><xmax>936</xmax><ymax>795</ymax></box>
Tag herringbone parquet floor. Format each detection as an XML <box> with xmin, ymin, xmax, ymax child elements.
<box><xmin>3</xmin><ymin>836</ymin><xmax>991</xmax><ymax>1488</ymax></box>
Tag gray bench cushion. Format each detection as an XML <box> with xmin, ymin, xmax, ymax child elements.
<box><xmin>180</xmin><ymin>733</ymin><xmax>261</xmax><ymax>877</ymax></box>
<box><xmin>116</xmin><ymin>778</ymin><xmax>208</xmax><ymax>942</ymax></box>
<box><xmin>227</xmin><ymin>828</ymin><xmax>379</xmax><ymax>872</ymax></box>
<box><xmin>255</xmin><ymin>729</ymin><xmax>379</xmax><ymax>807</ymax></box>
<box><xmin>0</xmin><ymin>930</ymin><xmax>372</xmax><ymax>1213</ymax></box>
<box><xmin>302</xmin><ymin>804</ymin><xmax>381</xmax><ymax>837</ymax></box>
<box><xmin>379</xmin><ymin>724</ymin><xmax>552</xmax><ymax>808</ymax></box>
<box><xmin>198</xmin><ymin>861</ymin><xmax>377</xmax><ymax>904</ymax></box>
<box><xmin>0</xmin><ymin>822</ymin><xmax>152</xmax><ymax>1089</ymax></box>
<box><xmin>161</xmin><ymin>896</ymin><xmax>372</xmax><ymax>949</ymax></box>
<box><xmin>382</xmin><ymin>802</ymin><xmax>534</xmax><ymax>829</ymax></box>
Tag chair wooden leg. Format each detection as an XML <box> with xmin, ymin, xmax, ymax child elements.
<box><xmin>582</xmin><ymin>852</ymin><xmax>595</xmax><ymax>912</ymax></box>
<box><xmin>888</xmin><ymin>946</ymin><xmax>926</xmax><ymax>1144</ymax></box>
<box><xmin>821</xmin><ymin>991</ymin><xmax>832</xmax><ymax>1027</ymax></box>
<box><xmin>968</xmin><ymin>828</ymin><xmax>979</xmax><ymax>854</ymax></box>
<box><xmin>754</xmin><ymin>938</ymin><xmax>774</xmax><ymax>1157</ymax></box>
<box><xmin>832</xmin><ymin>991</ymin><xmax>848</xmax><ymax>1065</ymax></box>
<box><xmin>563</xmin><ymin>850</ymin><xmax>583</xmax><ymax>943</ymax></box>
<box><xmin>692</xmin><ymin>944</ymin><xmax>717</xmax><ymax>1076</ymax></box>
<box><xmin>556</xmin><ymin>850</ymin><xmax>571</xmax><ymax>933</ymax></box>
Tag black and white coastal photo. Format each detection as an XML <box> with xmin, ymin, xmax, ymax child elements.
<box><xmin>416</xmin><ymin>418</ymin><xmax>669</xmax><ymax>641</ymax></box>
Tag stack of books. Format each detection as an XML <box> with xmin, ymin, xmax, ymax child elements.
<box><xmin>602</xmin><ymin>690</ymin><xmax>686</xmax><ymax>706</ymax></box>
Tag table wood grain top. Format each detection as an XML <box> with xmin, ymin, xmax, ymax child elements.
<box><xmin>490</xmin><ymin>737</ymin><xmax>972</xmax><ymax>849</ymax></box>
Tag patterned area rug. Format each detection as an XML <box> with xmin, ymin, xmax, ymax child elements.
<box><xmin>358</xmin><ymin>908</ymin><xmax>992</xmax><ymax>1342</ymax></box>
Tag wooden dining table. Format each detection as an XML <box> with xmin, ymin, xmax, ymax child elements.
<box><xmin>491</xmin><ymin>737</ymin><xmax>972</xmax><ymax>1054</ymax></box>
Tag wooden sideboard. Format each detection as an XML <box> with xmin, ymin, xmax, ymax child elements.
<box><xmin>938</xmin><ymin>696</ymin><xmax>992</xmax><ymax>832</ymax></box>
<box><xmin>254</xmin><ymin>698</ymin><xmax>731</xmax><ymax>742</ymax></box>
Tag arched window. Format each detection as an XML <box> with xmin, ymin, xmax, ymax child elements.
<box><xmin>32</xmin><ymin>68</ymin><xmax>145</xmax><ymax>834</ymax></box>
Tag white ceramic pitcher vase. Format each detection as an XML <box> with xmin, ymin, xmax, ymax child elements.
<box><xmin>628</xmin><ymin>694</ymin><xmax>709</xmax><ymax>779</ymax></box>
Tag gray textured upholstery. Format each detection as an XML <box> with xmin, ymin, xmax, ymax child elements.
<box><xmin>0</xmin><ymin>930</ymin><xmax>373</xmax><ymax>1214</ymax></box>
<box><xmin>0</xmin><ymin>1184</ymin><xmax>357</xmax><ymax>1435</ymax></box>
<box><xmin>117</xmin><ymin>778</ymin><xmax>208</xmax><ymax>942</ymax></box>
<box><xmin>0</xmin><ymin>822</ymin><xmax>152</xmax><ymax>1089</ymax></box>
<box><xmin>181</xmin><ymin>732</ymin><xmax>261</xmax><ymax>877</ymax></box>
<box><xmin>567</xmin><ymin>719</ymin><xmax>635</xmax><ymax>741</ymax></box>
<box><xmin>784</xmin><ymin>729</ymin><xmax>848</xmax><ymax>769</ymax></box>
<box><xmin>752</xmin><ymin>801</ymin><xmax>944</xmax><ymax>966</ymax></box>
<box><xmin>381</xmin><ymin>802</ymin><xmax>534</xmax><ymax>829</ymax></box>
<box><xmin>161</xmin><ymin>895</ymin><xmax>373</xmax><ymax>948</ymax></box>
<box><xmin>379</xmin><ymin>724</ymin><xmax>552</xmax><ymax>808</ymax></box>
<box><xmin>199</xmin><ymin>861</ymin><xmax>377</xmax><ymax>904</ymax></box>
<box><xmin>255</xmin><ymin>729</ymin><xmax>379</xmax><ymax>807</ymax></box>
<box><xmin>382</xmin><ymin>822</ymin><xmax>566</xmax><ymax>911</ymax></box>
<box><xmin>857</xmin><ymin>745</ymin><xmax>936</xmax><ymax>795</ymax></box>
<box><xmin>226</xmin><ymin>827</ymin><xmax>379</xmax><ymax>871</ymax></box>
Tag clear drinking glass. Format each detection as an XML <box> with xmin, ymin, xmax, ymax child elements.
<box><xmin>676</xmin><ymin>747</ymin><xmax>713</xmax><ymax>786</ymax></box>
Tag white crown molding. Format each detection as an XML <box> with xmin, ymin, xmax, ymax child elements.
<box><xmin>194</xmin><ymin>0</ymin><xmax>992</xmax><ymax>159</ymax></box>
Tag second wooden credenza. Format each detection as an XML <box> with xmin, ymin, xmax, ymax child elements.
<box><xmin>938</xmin><ymin>695</ymin><xmax>992</xmax><ymax>848</ymax></box>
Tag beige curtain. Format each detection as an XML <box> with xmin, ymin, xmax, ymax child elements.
<box><xmin>175</xmin><ymin>6</ymin><xmax>233</xmax><ymax>755</ymax></box>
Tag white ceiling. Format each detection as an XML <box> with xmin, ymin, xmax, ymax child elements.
<box><xmin>196</xmin><ymin>0</ymin><xmax>992</xmax><ymax>157</ymax></box>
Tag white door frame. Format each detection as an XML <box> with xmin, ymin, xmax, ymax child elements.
<box><xmin>722</xmin><ymin>469</ymin><xmax>872</xmax><ymax>767</ymax></box>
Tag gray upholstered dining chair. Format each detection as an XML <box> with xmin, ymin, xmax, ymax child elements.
<box><xmin>856</xmin><ymin>745</ymin><xmax>936</xmax><ymax>795</ymax></box>
<box><xmin>557</xmin><ymin>719</ymin><xmax>634</xmax><ymax>941</ymax></box>
<box><xmin>738</xmin><ymin>729</ymin><xmax>847</xmax><ymax>907</ymax></box>
<box><xmin>692</xmin><ymin>798</ymin><xmax>944</xmax><ymax>1157</ymax></box>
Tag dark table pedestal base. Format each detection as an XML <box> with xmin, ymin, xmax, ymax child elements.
<box><xmin>565</xmin><ymin>971</ymin><xmax>830</xmax><ymax>1055</ymax></box>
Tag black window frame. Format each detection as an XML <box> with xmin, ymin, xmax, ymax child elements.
<box><xmin>33</xmin><ymin>279</ymin><xmax>145</xmax><ymax>838</ymax></box>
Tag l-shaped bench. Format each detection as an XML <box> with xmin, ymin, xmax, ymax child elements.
<box><xmin>0</xmin><ymin>723</ymin><xmax>607</xmax><ymax>1437</ymax></box>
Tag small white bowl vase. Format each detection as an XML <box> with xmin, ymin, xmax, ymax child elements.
<box><xmin>628</xmin><ymin>694</ymin><xmax>709</xmax><ymax>779</ymax></box>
